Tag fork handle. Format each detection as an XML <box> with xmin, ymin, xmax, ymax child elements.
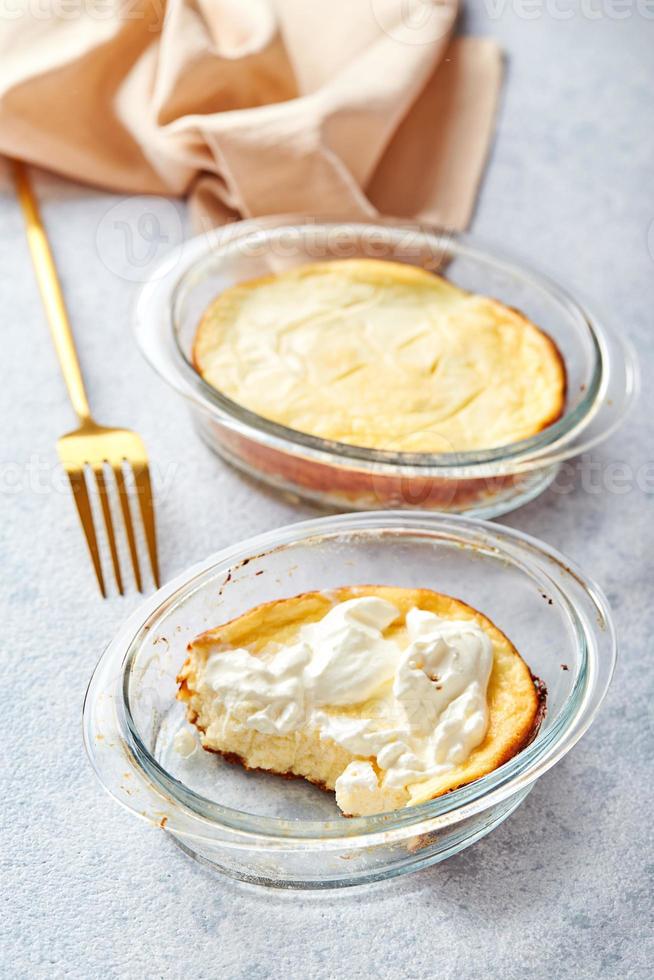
<box><xmin>13</xmin><ymin>159</ymin><xmax>92</xmax><ymax>424</ymax></box>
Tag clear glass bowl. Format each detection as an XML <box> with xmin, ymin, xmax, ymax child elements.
<box><xmin>84</xmin><ymin>512</ymin><xmax>616</xmax><ymax>889</ymax></box>
<box><xmin>133</xmin><ymin>216</ymin><xmax>637</xmax><ymax>517</ymax></box>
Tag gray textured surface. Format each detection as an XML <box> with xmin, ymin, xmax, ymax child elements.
<box><xmin>2</xmin><ymin>9</ymin><xmax>653</xmax><ymax>980</ymax></box>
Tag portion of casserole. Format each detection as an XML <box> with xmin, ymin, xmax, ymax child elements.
<box><xmin>193</xmin><ymin>259</ymin><xmax>565</xmax><ymax>454</ymax></box>
<box><xmin>177</xmin><ymin>586</ymin><xmax>543</xmax><ymax>816</ymax></box>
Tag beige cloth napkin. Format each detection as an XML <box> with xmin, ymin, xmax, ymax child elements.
<box><xmin>0</xmin><ymin>0</ymin><xmax>501</xmax><ymax>230</ymax></box>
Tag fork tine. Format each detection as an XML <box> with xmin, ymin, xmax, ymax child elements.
<box><xmin>133</xmin><ymin>462</ymin><xmax>160</xmax><ymax>588</ymax></box>
<box><xmin>94</xmin><ymin>465</ymin><xmax>124</xmax><ymax>595</ymax></box>
<box><xmin>67</xmin><ymin>469</ymin><xmax>106</xmax><ymax>598</ymax></box>
<box><xmin>113</xmin><ymin>463</ymin><xmax>143</xmax><ymax>593</ymax></box>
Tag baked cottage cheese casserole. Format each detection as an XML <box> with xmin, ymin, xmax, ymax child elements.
<box><xmin>193</xmin><ymin>259</ymin><xmax>566</xmax><ymax>454</ymax></box>
<box><xmin>177</xmin><ymin>586</ymin><xmax>543</xmax><ymax>816</ymax></box>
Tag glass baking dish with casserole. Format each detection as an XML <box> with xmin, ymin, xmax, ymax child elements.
<box><xmin>84</xmin><ymin>512</ymin><xmax>617</xmax><ymax>888</ymax></box>
<box><xmin>134</xmin><ymin>216</ymin><xmax>637</xmax><ymax>517</ymax></box>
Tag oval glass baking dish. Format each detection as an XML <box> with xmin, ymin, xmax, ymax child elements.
<box><xmin>84</xmin><ymin>511</ymin><xmax>616</xmax><ymax>889</ymax></box>
<box><xmin>133</xmin><ymin>216</ymin><xmax>637</xmax><ymax>517</ymax></box>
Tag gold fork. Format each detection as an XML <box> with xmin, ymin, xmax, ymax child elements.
<box><xmin>13</xmin><ymin>160</ymin><xmax>160</xmax><ymax>596</ymax></box>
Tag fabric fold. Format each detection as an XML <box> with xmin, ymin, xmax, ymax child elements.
<box><xmin>0</xmin><ymin>0</ymin><xmax>502</xmax><ymax>230</ymax></box>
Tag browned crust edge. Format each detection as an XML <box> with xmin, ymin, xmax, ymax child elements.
<box><xmin>503</xmin><ymin>303</ymin><xmax>567</xmax><ymax>432</ymax></box>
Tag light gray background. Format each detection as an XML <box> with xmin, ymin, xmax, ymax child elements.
<box><xmin>2</xmin><ymin>8</ymin><xmax>653</xmax><ymax>979</ymax></box>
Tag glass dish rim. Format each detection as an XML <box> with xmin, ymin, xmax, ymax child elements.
<box><xmin>83</xmin><ymin>511</ymin><xmax>616</xmax><ymax>845</ymax></box>
<box><xmin>167</xmin><ymin>215</ymin><xmax>607</xmax><ymax>471</ymax></box>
